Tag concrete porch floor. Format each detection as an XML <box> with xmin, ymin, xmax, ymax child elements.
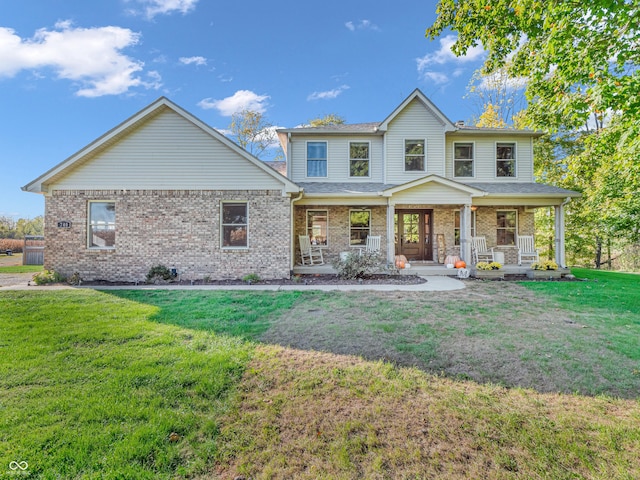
<box><xmin>293</xmin><ymin>262</ymin><xmax>571</xmax><ymax>277</ymax></box>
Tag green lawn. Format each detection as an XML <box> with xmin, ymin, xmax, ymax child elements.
<box><xmin>2</xmin><ymin>269</ymin><xmax>639</xmax><ymax>478</ymax></box>
<box><xmin>0</xmin><ymin>264</ymin><xmax>43</xmax><ymax>273</ymax></box>
<box><xmin>0</xmin><ymin>290</ymin><xmax>252</xmax><ymax>478</ymax></box>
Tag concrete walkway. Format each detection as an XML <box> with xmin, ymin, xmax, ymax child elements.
<box><xmin>0</xmin><ymin>275</ymin><xmax>465</xmax><ymax>292</ymax></box>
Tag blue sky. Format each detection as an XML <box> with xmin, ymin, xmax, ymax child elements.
<box><xmin>1</xmin><ymin>0</ymin><xmax>487</xmax><ymax>220</ymax></box>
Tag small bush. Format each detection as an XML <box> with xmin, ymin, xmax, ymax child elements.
<box><xmin>0</xmin><ymin>238</ymin><xmax>24</xmax><ymax>253</ymax></box>
<box><xmin>146</xmin><ymin>265</ymin><xmax>175</xmax><ymax>284</ymax></box>
<box><xmin>476</xmin><ymin>261</ymin><xmax>502</xmax><ymax>271</ymax></box>
<box><xmin>242</xmin><ymin>273</ymin><xmax>261</xmax><ymax>284</ymax></box>
<box><xmin>531</xmin><ymin>260</ymin><xmax>558</xmax><ymax>271</ymax></box>
<box><xmin>32</xmin><ymin>270</ymin><xmax>66</xmax><ymax>285</ymax></box>
<box><xmin>333</xmin><ymin>252</ymin><xmax>382</xmax><ymax>279</ymax></box>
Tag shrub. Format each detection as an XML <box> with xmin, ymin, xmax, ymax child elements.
<box><xmin>32</xmin><ymin>270</ymin><xmax>66</xmax><ymax>285</ymax></box>
<box><xmin>333</xmin><ymin>252</ymin><xmax>382</xmax><ymax>279</ymax></box>
<box><xmin>0</xmin><ymin>238</ymin><xmax>24</xmax><ymax>253</ymax></box>
<box><xmin>531</xmin><ymin>260</ymin><xmax>558</xmax><ymax>271</ymax></box>
<box><xmin>242</xmin><ymin>273</ymin><xmax>261</xmax><ymax>284</ymax></box>
<box><xmin>476</xmin><ymin>261</ymin><xmax>502</xmax><ymax>271</ymax></box>
<box><xmin>146</xmin><ymin>265</ymin><xmax>175</xmax><ymax>284</ymax></box>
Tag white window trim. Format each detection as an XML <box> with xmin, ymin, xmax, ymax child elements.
<box><xmin>404</xmin><ymin>138</ymin><xmax>427</xmax><ymax>173</ymax></box>
<box><xmin>496</xmin><ymin>209</ymin><xmax>518</xmax><ymax>246</ymax></box>
<box><xmin>221</xmin><ymin>201</ymin><xmax>249</xmax><ymax>250</ymax></box>
<box><xmin>349</xmin><ymin>209</ymin><xmax>371</xmax><ymax>247</ymax></box>
<box><xmin>87</xmin><ymin>200</ymin><xmax>116</xmax><ymax>250</ymax></box>
<box><xmin>306</xmin><ymin>209</ymin><xmax>329</xmax><ymax>248</ymax></box>
<box><xmin>305</xmin><ymin>140</ymin><xmax>328</xmax><ymax>179</ymax></box>
<box><xmin>453</xmin><ymin>141</ymin><xmax>475</xmax><ymax>178</ymax></box>
<box><xmin>348</xmin><ymin>141</ymin><xmax>371</xmax><ymax>178</ymax></box>
<box><xmin>495</xmin><ymin>141</ymin><xmax>517</xmax><ymax>178</ymax></box>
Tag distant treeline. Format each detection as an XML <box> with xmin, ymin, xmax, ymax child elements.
<box><xmin>0</xmin><ymin>215</ymin><xmax>44</xmax><ymax>239</ymax></box>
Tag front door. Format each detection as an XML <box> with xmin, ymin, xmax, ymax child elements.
<box><xmin>395</xmin><ymin>209</ymin><xmax>433</xmax><ymax>261</ymax></box>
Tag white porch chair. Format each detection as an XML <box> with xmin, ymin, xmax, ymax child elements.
<box><xmin>363</xmin><ymin>235</ymin><xmax>381</xmax><ymax>255</ymax></box>
<box><xmin>299</xmin><ymin>235</ymin><xmax>324</xmax><ymax>265</ymax></box>
<box><xmin>472</xmin><ymin>236</ymin><xmax>495</xmax><ymax>264</ymax></box>
<box><xmin>517</xmin><ymin>235</ymin><xmax>539</xmax><ymax>265</ymax></box>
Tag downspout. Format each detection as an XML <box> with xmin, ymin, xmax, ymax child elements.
<box><xmin>290</xmin><ymin>190</ymin><xmax>304</xmax><ymax>275</ymax></box>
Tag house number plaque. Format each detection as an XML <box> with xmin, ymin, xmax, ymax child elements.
<box><xmin>57</xmin><ymin>221</ymin><xmax>72</xmax><ymax>228</ymax></box>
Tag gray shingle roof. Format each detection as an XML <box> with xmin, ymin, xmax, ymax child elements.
<box><xmin>277</xmin><ymin>123</ymin><xmax>383</xmax><ymax>134</ymax></box>
<box><xmin>298</xmin><ymin>182</ymin><xmax>393</xmax><ymax>194</ymax></box>
<box><xmin>462</xmin><ymin>182</ymin><xmax>581</xmax><ymax>196</ymax></box>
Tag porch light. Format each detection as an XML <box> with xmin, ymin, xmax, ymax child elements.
<box><xmin>471</xmin><ymin>205</ymin><xmax>478</xmax><ymax>211</ymax></box>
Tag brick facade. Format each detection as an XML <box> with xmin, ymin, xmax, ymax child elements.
<box><xmin>45</xmin><ymin>189</ymin><xmax>291</xmax><ymax>282</ymax></box>
<box><xmin>294</xmin><ymin>205</ymin><xmax>387</xmax><ymax>264</ymax></box>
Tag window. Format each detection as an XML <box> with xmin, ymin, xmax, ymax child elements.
<box><xmin>454</xmin><ymin>210</ymin><xmax>476</xmax><ymax>246</ymax></box>
<box><xmin>349</xmin><ymin>210</ymin><xmax>371</xmax><ymax>246</ymax></box>
<box><xmin>497</xmin><ymin>210</ymin><xmax>517</xmax><ymax>245</ymax></box>
<box><xmin>496</xmin><ymin>142</ymin><xmax>516</xmax><ymax>177</ymax></box>
<box><xmin>88</xmin><ymin>201</ymin><xmax>116</xmax><ymax>248</ymax></box>
<box><xmin>222</xmin><ymin>202</ymin><xmax>248</xmax><ymax>248</ymax></box>
<box><xmin>307</xmin><ymin>141</ymin><xmax>327</xmax><ymax>177</ymax></box>
<box><xmin>454</xmin><ymin>142</ymin><xmax>474</xmax><ymax>177</ymax></box>
<box><xmin>307</xmin><ymin>210</ymin><xmax>328</xmax><ymax>246</ymax></box>
<box><xmin>405</xmin><ymin>139</ymin><xmax>425</xmax><ymax>171</ymax></box>
<box><xmin>349</xmin><ymin>142</ymin><xmax>370</xmax><ymax>177</ymax></box>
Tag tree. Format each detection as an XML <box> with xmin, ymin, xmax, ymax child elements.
<box><xmin>427</xmin><ymin>0</ymin><xmax>640</xmax><ymax>268</ymax></box>
<box><xmin>426</xmin><ymin>1</ymin><xmax>640</xmax><ymax>133</ymax></box>
<box><xmin>228</xmin><ymin>109</ymin><xmax>278</xmax><ymax>159</ymax></box>
<box><xmin>466</xmin><ymin>68</ymin><xmax>527</xmax><ymax>127</ymax></box>
<box><xmin>308</xmin><ymin>113</ymin><xmax>345</xmax><ymax>127</ymax></box>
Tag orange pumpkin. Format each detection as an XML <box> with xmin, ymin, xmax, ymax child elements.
<box><xmin>454</xmin><ymin>260</ymin><xmax>466</xmax><ymax>269</ymax></box>
<box><xmin>397</xmin><ymin>260</ymin><xmax>405</xmax><ymax>269</ymax></box>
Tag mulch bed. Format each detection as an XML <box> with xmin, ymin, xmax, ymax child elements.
<box><xmin>79</xmin><ymin>274</ymin><xmax>428</xmax><ymax>287</ymax></box>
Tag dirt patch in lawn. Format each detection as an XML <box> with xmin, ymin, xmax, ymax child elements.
<box><xmin>259</xmin><ymin>281</ymin><xmax>637</xmax><ymax>397</ymax></box>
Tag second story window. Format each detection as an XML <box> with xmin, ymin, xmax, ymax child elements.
<box><xmin>307</xmin><ymin>141</ymin><xmax>327</xmax><ymax>177</ymax></box>
<box><xmin>454</xmin><ymin>142</ymin><xmax>474</xmax><ymax>177</ymax></box>
<box><xmin>349</xmin><ymin>142</ymin><xmax>370</xmax><ymax>177</ymax></box>
<box><xmin>496</xmin><ymin>142</ymin><xmax>516</xmax><ymax>177</ymax></box>
<box><xmin>405</xmin><ymin>139</ymin><xmax>425</xmax><ymax>172</ymax></box>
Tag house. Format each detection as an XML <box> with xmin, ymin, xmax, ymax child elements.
<box><xmin>279</xmin><ymin>89</ymin><xmax>579</xmax><ymax>270</ymax></box>
<box><xmin>23</xmin><ymin>90</ymin><xmax>579</xmax><ymax>282</ymax></box>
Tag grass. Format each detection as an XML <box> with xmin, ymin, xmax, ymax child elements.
<box><xmin>0</xmin><ymin>264</ymin><xmax>43</xmax><ymax>273</ymax></box>
<box><xmin>0</xmin><ymin>290</ymin><xmax>252</xmax><ymax>478</ymax></box>
<box><xmin>2</xmin><ymin>268</ymin><xmax>640</xmax><ymax>477</ymax></box>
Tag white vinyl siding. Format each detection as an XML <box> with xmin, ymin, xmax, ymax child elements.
<box><xmin>290</xmin><ymin>136</ymin><xmax>383</xmax><ymax>183</ymax></box>
<box><xmin>385</xmin><ymin>99</ymin><xmax>446</xmax><ymax>183</ymax></box>
<box><xmin>49</xmin><ymin>110</ymin><xmax>285</xmax><ymax>191</ymax></box>
<box><xmin>391</xmin><ymin>183</ymin><xmax>471</xmax><ymax>205</ymax></box>
<box><xmin>445</xmin><ymin>136</ymin><xmax>533</xmax><ymax>182</ymax></box>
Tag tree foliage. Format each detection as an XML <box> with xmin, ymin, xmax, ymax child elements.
<box><xmin>308</xmin><ymin>113</ymin><xmax>345</xmax><ymax>127</ymax></box>
<box><xmin>228</xmin><ymin>109</ymin><xmax>278</xmax><ymax>159</ymax></box>
<box><xmin>427</xmin><ymin>0</ymin><xmax>640</xmax><ymax>132</ymax></box>
<box><xmin>0</xmin><ymin>216</ymin><xmax>43</xmax><ymax>238</ymax></box>
<box><xmin>428</xmin><ymin>0</ymin><xmax>640</xmax><ymax>268</ymax></box>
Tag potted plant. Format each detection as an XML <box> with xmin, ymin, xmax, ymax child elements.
<box><xmin>527</xmin><ymin>260</ymin><xmax>561</xmax><ymax>279</ymax></box>
<box><xmin>474</xmin><ymin>261</ymin><xmax>504</xmax><ymax>279</ymax></box>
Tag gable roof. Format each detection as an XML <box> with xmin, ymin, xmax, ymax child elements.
<box><xmin>381</xmin><ymin>174</ymin><xmax>487</xmax><ymax>197</ymax></box>
<box><xmin>378</xmin><ymin>88</ymin><xmax>457</xmax><ymax>132</ymax></box>
<box><xmin>23</xmin><ymin>97</ymin><xmax>300</xmax><ymax>195</ymax></box>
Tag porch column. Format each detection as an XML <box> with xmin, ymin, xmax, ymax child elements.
<box><xmin>554</xmin><ymin>203</ymin><xmax>567</xmax><ymax>268</ymax></box>
<box><xmin>461</xmin><ymin>204</ymin><xmax>472</xmax><ymax>264</ymax></box>
<box><xmin>386</xmin><ymin>202</ymin><xmax>395</xmax><ymax>265</ymax></box>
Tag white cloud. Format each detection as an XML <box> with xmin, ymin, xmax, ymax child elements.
<box><xmin>345</xmin><ymin>19</ymin><xmax>380</xmax><ymax>32</ymax></box>
<box><xmin>179</xmin><ymin>56</ymin><xmax>207</xmax><ymax>66</ymax></box>
<box><xmin>198</xmin><ymin>90</ymin><xmax>270</xmax><ymax>115</ymax></box>
<box><xmin>128</xmin><ymin>0</ymin><xmax>199</xmax><ymax>19</ymax></box>
<box><xmin>0</xmin><ymin>22</ymin><xmax>156</xmax><ymax>97</ymax></box>
<box><xmin>307</xmin><ymin>85</ymin><xmax>350</xmax><ymax>101</ymax></box>
<box><xmin>416</xmin><ymin>34</ymin><xmax>485</xmax><ymax>84</ymax></box>
<box><xmin>417</xmin><ymin>35</ymin><xmax>485</xmax><ymax>71</ymax></box>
